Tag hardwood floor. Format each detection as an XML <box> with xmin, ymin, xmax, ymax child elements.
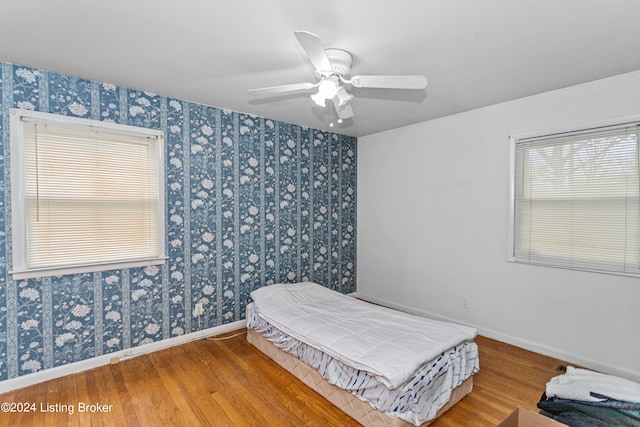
<box><xmin>0</xmin><ymin>330</ymin><xmax>569</xmax><ymax>426</ymax></box>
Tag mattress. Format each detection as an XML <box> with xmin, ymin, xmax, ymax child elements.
<box><xmin>246</xmin><ymin>282</ymin><xmax>479</xmax><ymax>425</ymax></box>
<box><xmin>250</xmin><ymin>282</ymin><xmax>478</xmax><ymax>389</ymax></box>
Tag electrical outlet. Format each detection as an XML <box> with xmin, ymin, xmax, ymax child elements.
<box><xmin>462</xmin><ymin>296</ymin><xmax>470</xmax><ymax>310</ymax></box>
<box><xmin>193</xmin><ymin>302</ymin><xmax>204</xmax><ymax>317</ymax></box>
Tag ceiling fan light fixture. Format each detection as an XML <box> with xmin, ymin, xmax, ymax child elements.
<box><xmin>311</xmin><ymin>77</ymin><xmax>339</xmax><ymax>106</ymax></box>
<box><xmin>311</xmin><ymin>91</ymin><xmax>327</xmax><ymax>107</ymax></box>
<box><xmin>335</xmin><ymin>86</ymin><xmax>353</xmax><ymax>107</ymax></box>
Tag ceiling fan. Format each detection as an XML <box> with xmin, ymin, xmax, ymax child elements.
<box><xmin>247</xmin><ymin>31</ymin><xmax>428</xmax><ymax>124</ymax></box>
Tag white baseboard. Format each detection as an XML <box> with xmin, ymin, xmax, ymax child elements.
<box><xmin>0</xmin><ymin>320</ymin><xmax>246</xmax><ymax>394</ymax></box>
<box><xmin>354</xmin><ymin>293</ymin><xmax>640</xmax><ymax>383</ymax></box>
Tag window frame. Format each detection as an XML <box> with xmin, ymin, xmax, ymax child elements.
<box><xmin>507</xmin><ymin>114</ymin><xmax>640</xmax><ymax>277</ymax></box>
<box><xmin>9</xmin><ymin>108</ymin><xmax>167</xmax><ymax>279</ymax></box>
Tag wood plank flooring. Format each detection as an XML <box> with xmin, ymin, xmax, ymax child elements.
<box><xmin>0</xmin><ymin>330</ymin><xmax>570</xmax><ymax>426</ymax></box>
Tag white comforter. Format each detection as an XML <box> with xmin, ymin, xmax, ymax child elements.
<box><xmin>250</xmin><ymin>282</ymin><xmax>477</xmax><ymax>389</ymax></box>
<box><xmin>546</xmin><ymin>366</ymin><xmax>640</xmax><ymax>403</ymax></box>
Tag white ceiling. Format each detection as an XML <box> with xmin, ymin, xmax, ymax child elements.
<box><xmin>1</xmin><ymin>0</ymin><xmax>639</xmax><ymax>137</ymax></box>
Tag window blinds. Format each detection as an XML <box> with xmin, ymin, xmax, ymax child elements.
<box><xmin>513</xmin><ymin>123</ymin><xmax>640</xmax><ymax>275</ymax></box>
<box><xmin>22</xmin><ymin>120</ymin><xmax>161</xmax><ymax>270</ymax></box>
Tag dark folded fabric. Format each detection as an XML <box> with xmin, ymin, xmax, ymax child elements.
<box><xmin>537</xmin><ymin>392</ymin><xmax>640</xmax><ymax>426</ymax></box>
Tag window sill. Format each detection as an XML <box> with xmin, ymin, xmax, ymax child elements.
<box><xmin>10</xmin><ymin>257</ymin><xmax>168</xmax><ymax>280</ymax></box>
<box><xmin>506</xmin><ymin>258</ymin><xmax>640</xmax><ymax>278</ymax></box>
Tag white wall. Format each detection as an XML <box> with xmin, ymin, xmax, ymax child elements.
<box><xmin>357</xmin><ymin>70</ymin><xmax>640</xmax><ymax>381</ymax></box>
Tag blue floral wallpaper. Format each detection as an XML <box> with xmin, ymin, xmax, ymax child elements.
<box><xmin>0</xmin><ymin>61</ymin><xmax>357</xmax><ymax>381</ymax></box>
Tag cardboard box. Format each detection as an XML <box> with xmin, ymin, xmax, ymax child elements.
<box><xmin>498</xmin><ymin>407</ymin><xmax>566</xmax><ymax>427</ymax></box>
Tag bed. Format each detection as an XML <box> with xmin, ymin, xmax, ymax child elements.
<box><xmin>246</xmin><ymin>282</ymin><xmax>479</xmax><ymax>426</ymax></box>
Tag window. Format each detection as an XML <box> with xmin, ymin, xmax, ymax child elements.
<box><xmin>10</xmin><ymin>109</ymin><xmax>166</xmax><ymax>279</ymax></box>
<box><xmin>508</xmin><ymin>118</ymin><xmax>640</xmax><ymax>276</ymax></box>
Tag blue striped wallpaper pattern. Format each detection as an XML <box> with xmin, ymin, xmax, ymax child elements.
<box><xmin>0</xmin><ymin>62</ymin><xmax>357</xmax><ymax>381</ymax></box>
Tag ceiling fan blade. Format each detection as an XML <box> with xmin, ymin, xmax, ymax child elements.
<box><xmin>247</xmin><ymin>82</ymin><xmax>315</xmax><ymax>97</ymax></box>
<box><xmin>349</xmin><ymin>75</ymin><xmax>428</xmax><ymax>89</ymax></box>
<box><xmin>294</xmin><ymin>31</ymin><xmax>333</xmax><ymax>74</ymax></box>
<box><xmin>332</xmin><ymin>97</ymin><xmax>354</xmax><ymax>120</ymax></box>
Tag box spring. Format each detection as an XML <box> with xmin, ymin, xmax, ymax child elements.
<box><xmin>247</xmin><ymin>328</ymin><xmax>473</xmax><ymax>427</ymax></box>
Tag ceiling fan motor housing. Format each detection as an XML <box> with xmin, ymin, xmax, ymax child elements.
<box><xmin>321</xmin><ymin>48</ymin><xmax>353</xmax><ymax>77</ymax></box>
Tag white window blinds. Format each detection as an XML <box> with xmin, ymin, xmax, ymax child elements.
<box><xmin>511</xmin><ymin>122</ymin><xmax>640</xmax><ymax>276</ymax></box>
<box><xmin>10</xmin><ymin>109</ymin><xmax>165</xmax><ymax>278</ymax></box>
